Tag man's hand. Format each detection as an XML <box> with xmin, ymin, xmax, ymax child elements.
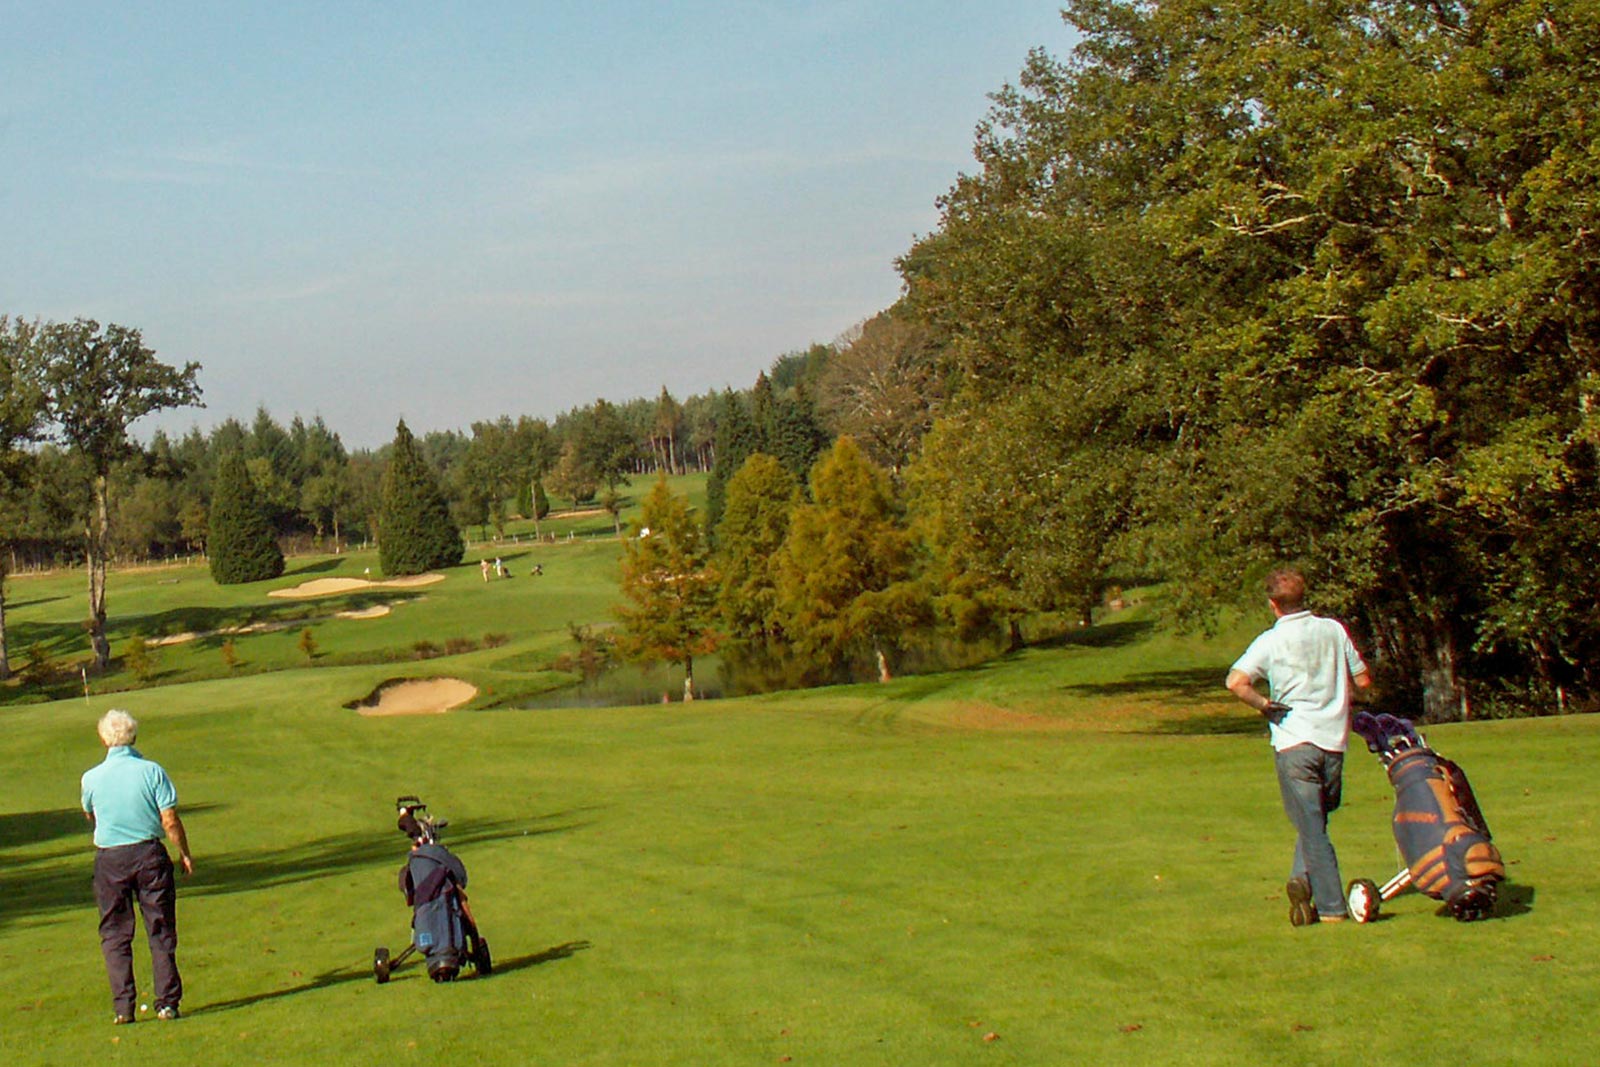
<box><xmin>178</xmin><ymin>854</ymin><xmax>195</xmax><ymax>876</ymax></box>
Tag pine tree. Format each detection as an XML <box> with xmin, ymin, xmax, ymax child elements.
<box><xmin>704</xmin><ymin>390</ymin><xmax>761</xmax><ymax>539</ymax></box>
<box><xmin>714</xmin><ymin>453</ymin><xmax>797</xmax><ymax>641</ymax></box>
<box><xmin>208</xmin><ymin>448</ymin><xmax>285</xmax><ymax>584</ymax></box>
<box><xmin>378</xmin><ymin>419</ymin><xmax>464</xmax><ymax>576</ymax></box>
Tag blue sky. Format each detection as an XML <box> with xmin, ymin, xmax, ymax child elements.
<box><xmin>2</xmin><ymin>3</ymin><xmax>1074</xmax><ymax>447</ymax></box>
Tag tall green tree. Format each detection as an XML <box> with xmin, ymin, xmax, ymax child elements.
<box><xmin>714</xmin><ymin>453</ymin><xmax>798</xmax><ymax>642</ymax></box>
<box><xmin>378</xmin><ymin>419</ymin><xmax>463</xmax><ymax>576</ymax></box>
<box><xmin>614</xmin><ymin>476</ymin><xmax>722</xmax><ymax>699</ymax></box>
<box><xmin>0</xmin><ymin>317</ymin><xmax>48</xmax><ymax>680</ymax></box>
<box><xmin>704</xmin><ymin>389</ymin><xmax>761</xmax><ymax>538</ymax></box>
<box><xmin>208</xmin><ymin>449</ymin><xmax>285</xmax><ymax>584</ymax></box>
<box><xmin>773</xmin><ymin>437</ymin><xmax>925</xmax><ymax>680</ymax></box>
<box><xmin>41</xmin><ymin>319</ymin><xmax>201</xmax><ymax>670</ymax></box>
<box><xmin>903</xmin><ymin>0</ymin><xmax>1600</xmax><ymax>717</ymax></box>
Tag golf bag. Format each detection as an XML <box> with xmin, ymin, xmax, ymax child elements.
<box><xmin>1347</xmin><ymin>713</ymin><xmax>1505</xmax><ymax>922</ymax></box>
<box><xmin>374</xmin><ymin>797</ymin><xmax>492</xmax><ymax>983</ymax></box>
<box><xmin>402</xmin><ymin>842</ymin><xmax>471</xmax><ymax>980</ymax></box>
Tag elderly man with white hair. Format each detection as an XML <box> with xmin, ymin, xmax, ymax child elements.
<box><xmin>80</xmin><ymin>709</ymin><xmax>194</xmax><ymax>1024</ymax></box>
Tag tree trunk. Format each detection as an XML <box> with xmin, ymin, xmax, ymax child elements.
<box><xmin>876</xmin><ymin>646</ymin><xmax>891</xmax><ymax>683</ymax></box>
<box><xmin>87</xmin><ymin>473</ymin><xmax>111</xmax><ymax>671</ymax></box>
<box><xmin>0</xmin><ymin>569</ymin><xmax>10</xmax><ymax>681</ymax></box>
<box><xmin>683</xmin><ymin>654</ymin><xmax>695</xmax><ymax>702</ymax></box>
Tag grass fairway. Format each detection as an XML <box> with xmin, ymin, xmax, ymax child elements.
<box><xmin>2</xmin><ymin>535</ymin><xmax>1597</xmax><ymax>1063</ymax></box>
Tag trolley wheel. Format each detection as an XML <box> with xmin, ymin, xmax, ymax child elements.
<box><xmin>1347</xmin><ymin>878</ymin><xmax>1381</xmax><ymax>923</ymax></box>
<box><xmin>374</xmin><ymin>946</ymin><xmax>391</xmax><ymax>984</ymax></box>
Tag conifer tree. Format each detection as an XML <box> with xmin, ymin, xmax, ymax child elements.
<box><xmin>615</xmin><ymin>476</ymin><xmax>721</xmax><ymax>699</ymax></box>
<box><xmin>704</xmin><ymin>390</ymin><xmax>761</xmax><ymax>539</ymax></box>
<box><xmin>378</xmin><ymin>419</ymin><xmax>464</xmax><ymax>576</ymax></box>
<box><xmin>208</xmin><ymin>448</ymin><xmax>285</xmax><ymax>584</ymax></box>
<box><xmin>714</xmin><ymin>453</ymin><xmax>798</xmax><ymax>641</ymax></box>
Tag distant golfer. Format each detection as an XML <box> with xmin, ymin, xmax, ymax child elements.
<box><xmin>80</xmin><ymin>710</ymin><xmax>195</xmax><ymax>1023</ymax></box>
<box><xmin>1225</xmin><ymin>568</ymin><xmax>1371</xmax><ymax>926</ymax></box>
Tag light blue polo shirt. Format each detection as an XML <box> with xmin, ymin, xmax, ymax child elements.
<box><xmin>1231</xmin><ymin>611</ymin><xmax>1368</xmax><ymax>753</ymax></box>
<box><xmin>80</xmin><ymin>746</ymin><xmax>178</xmax><ymax>848</ymax></box>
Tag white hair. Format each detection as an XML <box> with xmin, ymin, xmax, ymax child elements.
<box><xmin>98</xmin><ymin>709</ymin><xmax>139</xmax><ymax>747</ymax></box>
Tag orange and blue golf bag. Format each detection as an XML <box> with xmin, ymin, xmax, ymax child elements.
<box><xmin>1346</xmin><ymin>713</ymin><xmax>1504</xmax><ymax>922</ymax></box>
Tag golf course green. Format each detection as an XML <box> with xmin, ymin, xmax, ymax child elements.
<box><xmin>2</xmin><ymin>487</ymin><xmax>1595</xmax><ymax>1065</ymax></box>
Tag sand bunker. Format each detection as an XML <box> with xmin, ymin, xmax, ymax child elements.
<box><xmin>269</xmin><ymin>573</ymin><xmax>446</xmax><ymax>599</ymax></box>
<box><xmin>357</xmin><ymin>678</ymin><xmax>478</xmax><ymax>717</ymax></box>
<box><xmin>335</xmin><ymin>604</ymin><xmax>392</xmax><ymax>620</ymax></box>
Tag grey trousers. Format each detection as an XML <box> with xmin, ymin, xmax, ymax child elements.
<box><xmin>93</xmin><ymin>839</ymin><xmax>182</xmax><ymax>1015</ymax></box>
<box><xmin>1274</xmin><ymin>743</ymin><xmax>1348</xmax><ymax>917</ymax></box>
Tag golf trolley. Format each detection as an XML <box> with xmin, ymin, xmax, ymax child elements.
<box><xmin>1344</xmin><ymin>713</ymin><xmax>1505</xmax><ymax>923</ymax></box>
<box><xmin>374</xmin><ymin>796</ymin><xmax>493</xmax><ymax>983</ymax></box>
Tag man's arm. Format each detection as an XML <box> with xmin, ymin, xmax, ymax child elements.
<box><xmin>1225</xmin><ymin>669</ymin><xmax>1272</xmax><ymax>713</ymax></box>
<box><xmin>160</xmin><ymin>808</ymin><xmax>195</xmax><ymax>875</ymax></box>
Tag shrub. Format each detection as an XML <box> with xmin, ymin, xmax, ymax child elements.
<box><xmin>482</xmin><ymin>632</ymin><xmax>509</xmax><ymax>648</ymax></box>
<box><xmin>412</xmin><ymin>640</ymin><xmax>440</xmax><ymax>660</ymax></box>
<box><xmin>297</xmin><ymin>628</ymin><xmax>318</xmax><ymax>662</ymax></box>
<box><xmin>444</xmin><ymin>636</ymin><xmax>477</xmax><ymax>656</ymax></box>
<box><xmin>123</xmin><ymin>637</ymin><xmax>155</xmax><ymax>682</ymax></box>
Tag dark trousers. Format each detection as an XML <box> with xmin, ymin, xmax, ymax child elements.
<box><xmin>93</xmin><ymin>839</ymin><xmax>182</xmax><ymax>1014</ymax></box>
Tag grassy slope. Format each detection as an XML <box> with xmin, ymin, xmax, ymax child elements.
<box><xmin>2</xmin><ymin>487</ymin><xmax>1596</xmax><ymax>1064</ymax></box>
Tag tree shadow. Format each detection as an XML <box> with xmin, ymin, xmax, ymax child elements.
<box><xmin>0</xmin><ymin>807</ymin><xmax>590</xmax><ymax>930</ymax></box>
<box><xmin>1029</xmin><ymin>619</ymin><xmax>1157</xmax><ymax>651</ymax></box>
<box><xmin>0</xmin><ymin>803</ymin><xmax>226</xmax><ymax>931</ymax></box>
<box><xmin>190</xmin><ymin>812</ymin><xmax>597</xmax><ymax>901</ymax></box>
<box><xmin>4</xmin><ymin>594</ymin><xmax>69</xmax><ymax>612</ymax></box>
<box><xmin>1144</xmin><ymin>712</ymin><xmax>1266</xmax><ymax>737</ymax></box>
<box><xmin>285</xmin><ymin>558</ymin><xmax>345</xmax><ymax>577</ymax></box>
<box><xmin>0</xmin><ymin>807</ymin><xmax>91</xmax><ymax>850</ymax></box>
<box><xmin>1062</xmin><ymin>666</ymin><xmax>1222</xmax><ymax>701</ymax></box>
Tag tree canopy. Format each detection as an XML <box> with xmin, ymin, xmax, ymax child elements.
<box><xmin>900</xmin><ymin>0</ymin><xmax>1600</xmax><ymax>717</ymax></box>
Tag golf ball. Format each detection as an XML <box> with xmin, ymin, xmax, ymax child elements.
<box><xmin>139</xmin><ymin>1004</ymin><xmax>149</xmax><ymax>1012</ymax></box>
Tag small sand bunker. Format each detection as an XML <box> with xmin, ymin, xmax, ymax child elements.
<box><xmin>270</xmin><ymin>573</ymin><xmax>446</xmax><ymax>599</ymax></box>
<box><xmin>335</xmin><ymin>604</ymin><xmax>392</xmax><ymax>620</ymax></box>
<box><xmin>356</xmin><ymin>678</ymin><xmax>478</xmax><ymax>717</ymax></box>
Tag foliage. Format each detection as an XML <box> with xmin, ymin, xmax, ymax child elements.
<box><xmin>297</xmin><ymin>627</ymin><xmax>318</xmax><ymax>662</ymax></box>
<box><xmin>772</xmin><ymin>437</ymin><xmax>927</xmax><ymax>678</ymax></box>
<box><xmin>713</xmin><ymin>452</ymin><xmax>798</xmax><ymax>642</ymax></box>
<box><xmin>900</xmin><ymin>0</ymin><xmax>1600</xmax><ymax>719</ymax></box>
<box><xmin>377</xmin><ymin>420</ymin><xmax>464</xmax><ymax>576</ymax></box>
<box><xmin>39</xmin><ymin>318</ymin><xmax>201</xmax><ymax>669</ymax></box>
<box><xmin>208</xmin><ymin>449</ymin><xmax>286</xmax><ymax>584</ymax></box>
<box><xmin>818</xmin><ymin>310</ymin><xmax>946</xmax><ymax>473</ymax></box>
<box><xmin>703</xmin><ymin>389</ymin><xmax>761</xmax><ymax>538</ymax></box>
<box><xmin>122</xmin><ymin>635</ymin><xmax>154</xmax><ymax>682</ymax></box>
<box><xmin>614</xmin><ymin>476</ymin><xmax>722</xmax><ymax>695</ymax></box>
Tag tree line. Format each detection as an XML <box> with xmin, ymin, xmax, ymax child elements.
<box><xmin>12</xmin><ymin>0</ymin><xmax>1592</xmax><ymax>718</ymax></box>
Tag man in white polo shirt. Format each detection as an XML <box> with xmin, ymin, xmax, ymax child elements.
<box><xmin>81</xmin><ymin>709</ymin><xmax>195</xmax><ymax>1023</ymax></box>
<box><xmin>1226</xmin><ymin>568</ymin><xmax>1371</xmax><ymax>926</ymax></box>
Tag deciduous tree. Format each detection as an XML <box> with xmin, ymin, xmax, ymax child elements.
<box><xmin>41</xmin><ymin>319</ymin><xmax>201</xmax><ymax>670</ymax></box>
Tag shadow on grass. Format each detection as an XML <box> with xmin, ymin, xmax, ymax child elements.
<box><xmin>191</xmin><ymin>940</ymin><xmax>592</xmax><ymax>1014</ymax></box>
<box><xmin>1497</xmin><ymin>882</ymin><xmax>1534</xmax><ymax>919</ymax></box>
<box><xmin>1144</xmin><ymin>712</ymin><xmax>1267</xmax><ymax>737</ymax></box>
<box><xmin>1063</xmin><ymin>666</ymin><xmax>1222</xmax><ymax>701</ymax></box>
<box><xmin>0</xmin><ymin>807</ymin><xmax>92</xmax><ymax>850</ymax></box>
<box><xmin>1030</xmin><ymin>619</ymin><xmax>1157</xmax><ymax>651</ymax></box>
<box><xmin>4</xmin><ymin>593</ymin><xmax>69</xmax><ymax>612</ymax></box>
<box><xmin>285</xmin><ymin>558</ymin><xmax>345</xmax><ymax>577</ymax></box>
<box><xmin>190</xmin><ymin>812</ymin><xmax>597</xmax><ymax>902</ymax></box>
<box><xmin>0</xmin><ymin>808</ymin><xmax>592</xmax><ymax>930</ymax></box>
<box><xmin>0</xmin><ymin>804</ymin><xmax>225</xmax><ymax>932</ymax></box>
